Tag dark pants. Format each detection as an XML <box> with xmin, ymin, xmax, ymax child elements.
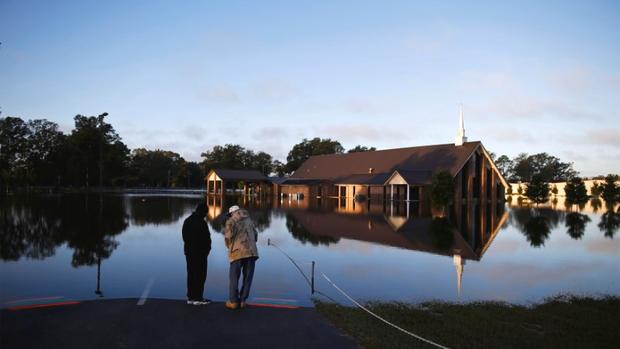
<box><xmin>186</xmin><ymin>254</ymin><xmax>208</xmax><ymax>301</ymax></box>
<box><xmin>229</xmin><ymin>257</ymin><xmax>257</xmax><ymax>303</ymax></box>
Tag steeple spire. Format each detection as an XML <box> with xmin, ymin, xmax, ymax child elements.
<box><xmin>454</xmin><ymin>104</ymin><xmax>468</xmax><ymax>146</ymax></box>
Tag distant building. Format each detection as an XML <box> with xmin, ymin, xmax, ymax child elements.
<box><xmin>276</xmin><ymin>111</ymin><xmax>508</xmax><ymax>205</ymax></box>
<box><xmin>205</xmin><ymin>169</ymin><xmax>273</xmax><ymax>196</ymax></box>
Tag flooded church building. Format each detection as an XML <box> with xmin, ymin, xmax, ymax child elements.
<box><xmin>276</xmin><ymin>111</ymin><xmax>508</xmax><ymax>209</ymax></box>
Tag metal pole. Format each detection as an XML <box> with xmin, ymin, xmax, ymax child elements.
<box><xmin>311</xmin><ymin>261</ymin><xmax>315</xmax><ymax>295</ymax></box>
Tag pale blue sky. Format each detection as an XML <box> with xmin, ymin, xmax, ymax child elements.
<box><xmin>1</xmin><ymin>0</ymin><xmax>619</xmax><ymax>176</ymax></box>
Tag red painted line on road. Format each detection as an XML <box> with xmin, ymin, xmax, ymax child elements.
<box><xmin>252</xmin><ymin>297</ymin><xmax>298</xmax><ymax>303</ymax></box>
<box><xmin>247</xmin><ymin>302</ymin><xmax>300</xmax><ymax>309</ymax></box>
<box><xmin>8</xmin><ymin>301</ymin><xmax>80</xmax><ymax>311</ymax></box>
<box><xmin>5</xmin><ymin>296</ymin><xmax>64</xmax><ymax>305</ymax></box>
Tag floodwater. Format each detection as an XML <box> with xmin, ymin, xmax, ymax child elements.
<box><xmin>1</xmin><ymin>193</ymin><xmax>619</xmax><ymax>308</ymax></box>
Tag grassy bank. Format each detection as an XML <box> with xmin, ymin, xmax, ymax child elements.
<box><xmin>314</xmin><ymin>296</ymin><xmax>620</xmax><ymax>349</ymax></box>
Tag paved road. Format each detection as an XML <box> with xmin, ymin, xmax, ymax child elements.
<box><xmin>1</xmin><ymin>299</ymin><xmax>358</xmax><ymax>349</ymax></box>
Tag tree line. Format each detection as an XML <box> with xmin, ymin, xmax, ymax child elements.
<box><xmin>492</xmin><ymin>152</ymin><xmax>577</xmax><ymax>182</ymax></box>
<box><xmin>1</xmin><ymin>114</ymin><xmax>375</xmax><ymax>190</ymax></box>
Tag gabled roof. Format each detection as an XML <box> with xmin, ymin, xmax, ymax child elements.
<box><xmin>385</xmin><ymin>169</ymin><xmax>433</xmax><ymax>185</ymax></box>
<box><xmin>291</xmin><ymin>141</ymin><xmax>482</xmax><ymax>182</ymax></box>
<box><xmin>208</xmin><ymin>169</ymin><xmax>268</xmax><ymax>182</ymax></box>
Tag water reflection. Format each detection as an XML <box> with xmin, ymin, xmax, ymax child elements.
<box><xmin>0</xmin><ymin>195</ymin><xmax>62</xmax><ymax>261</ymax></box>
<box><xmin>509</xmin><ymin>207</ymin><xmax>564</xmax><ymax>247</ymax></box>
<box><xmin>599</xmin><ymin>209</ymin><xmax>620</xmax><ymax>239</ymax></box>
<box><xmin>63</xmin><ymin>195</ymin><xmax>127</xmax><ymax>267</ymax></box>
<box><xmin>565</xmin><ymin>212</ymin><xmax>591</xmax><ymax>240</ymax></box>
<box><xmin>262</xmin><ymin>199</ymin><xmax>508</xmax><ymax>296</ymax></box>
<box><xmin>3</xmin><ymin>193</ymin><xmax>619</xmax><ymax>305</ymax></box>
<box><xmin>206</xmin><ymin>195</ymin><xmax>273</xmax><ymax>233</ymax></box>
<box><xmin>127</xmin><ymin>195</ymin><xmax>198</xmax><ymax>226</ymax></box>
<box><xmin>0</xmin><ymin>194</ymin><xmax>127</xmax><ymax>266</ymax></box>
<box><xmin>285</xmin><ymin>213</ymin><xmax>340</xmax><ymax>246</ymax></box>
<box><xmin>590</xmin><ymin>198</ymin><xmax>602</xmax><ymax>213</ymax></box>
<box><xmin>506</xmin><ymin>196</ymin><xmax>619</xmax><ymax>241</ymax></box>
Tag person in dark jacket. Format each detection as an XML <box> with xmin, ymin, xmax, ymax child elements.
<box><xmin>182</xmin><ymin>202</ymin><xmax>212</xmax><ymax>305</ymax></box>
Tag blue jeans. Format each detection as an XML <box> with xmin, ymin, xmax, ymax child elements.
<box><xmin>229</xmin><ymin>257</ymin><xmax>257</xmax><ymax>303</ymax></box>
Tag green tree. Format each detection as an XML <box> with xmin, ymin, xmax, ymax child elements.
<box><xmin>201</xmin><ymin>144</ymin><xmax>247</xmax><ymax>172</ymax></box>
<box><xmin>272</xmin><ymin>160</ymin><xmax>286</xmax><ymax>177</ymax></box>
<box><xmin>565</xmin><ymin>177</ymin><xmax>589</xmax><ymax>205</ymax></box>
<box><xmin>65</xmin><ymin>113</ymin><xmax>129</xmax><ymax>187</ymax></box>
<box><xmin>525</xmin><ymin>174</ymin><xmax>550</xmax><ymax>204</ymax></box>
<box><xmin>0</xmin><ymin>117</ymin><xmax>30</xmax><ymax>187</ymax></box>
<box><xmin>511</xmin><ymin>152</ymin><xmax>576</xmax><ymax>182</ymax></box>
<box><xmin>347</xmin><ymin>145</ymin><xmax>377</xmax><ymax>153</ymax></box>
<box><xmin>129</xmin><ymin>148</ymin><xmax>185</xmax><ymax>187</ymax></box>
<box><xmin>601</xmin><ymin>174</ymin><xmax>619</xmax><ymax>204</ymax></box>
<box><xmin>0</xmin><ymin>117</ymin><xmax>66</xmax><ymax>188</ymax></box>
<box><xmin>494</xmin><ymin>155</ymin><xmax>512</xmax><ymax>179</ymax></box>
<box><xmin>511</xmin><ymin>153</ymin><xmax>533</xmax><ymax>182</ymax></box>
<box><xmin>200</xmin><ymin>144</ymin><xmax>276</xmax><ymax>175</ymax></box>
<box><xmin>25</xmin><ymin>119</ymin><xmax>66</xmax><ymax>185</ymax></box>
<box><xmin>249</xmin><ymin>151</ymin><xmax>274</xmax><ymax>175</ymax></box>
<box><xmin>430</xmin><ymin>171</ymin><xmax>454</xmax><ymax>214</ymax></box>
<box><xmin>176</xmin><ymin>161</ymin><xmax>204</xmax><ymax>187</ymax></box>
<box><xmin>285</xmin><ymin>137</ymin><xmax>344</xmax><ymax>173</ymax></box>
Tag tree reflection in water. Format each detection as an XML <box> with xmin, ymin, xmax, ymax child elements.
<box><xmin>565</xmin><ymin>212</ymin><xmax>591</xmax><ymax>240</ymax></box>
<box><xmin>59</xmin><ymin>194</ymin><xmax>128</xmax><ymax>267</ymax></box>
<box><xmin>598</xmin><ymin>209</ymin><xmax>619</xmax><ymax>239</ymax></box>
<box><xmin>510</xmin><ymin>207</ymin><xmax>564</xmax><ymax>247</ymax></box>
<box><xmin>523</xmin><ymin>216</ymin><xmax>550</xmax><ymax>247</ymax></box>
<box><xmin>0</xmin><ymin>194</ymin><xmax>128</xmax><ymax>267</ymax></box>
<box><xmin>0</xmin><ymin>194</ymin><xmax>63</xmax><ymax>261</ymax></box>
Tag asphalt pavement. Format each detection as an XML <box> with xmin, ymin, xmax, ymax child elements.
<box><xmin>1</xmin><ymin>298</ymin><xmax>358</xmax><ymax>349</ymax></box>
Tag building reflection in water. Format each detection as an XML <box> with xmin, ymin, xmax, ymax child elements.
<box><xmin>206</xmin><ymin>194</ymin><xmax>508</xmax><ymax>297</ymax></box>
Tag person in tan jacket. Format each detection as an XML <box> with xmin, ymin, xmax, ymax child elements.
<box><xmin>224</xmin><ymin>205</ymin><xmax>259</xmax><ymax>309</ymax></box>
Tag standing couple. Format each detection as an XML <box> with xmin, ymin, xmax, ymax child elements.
<box><xmin>182</xmin><ymin>203</ymin><xmax>259</xmax><ymax>309</ymax></box>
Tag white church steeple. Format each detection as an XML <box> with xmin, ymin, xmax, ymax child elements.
<box><xmin>454</xmin><ymin>105</ymin><xmax>468</xmax><ymax>146</ymax></box>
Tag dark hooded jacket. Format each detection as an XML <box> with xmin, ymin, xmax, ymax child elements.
<box><xmin>182</xmin><ymin>203</ymin><xmax>211</xmax><ymax>256</ymax></box>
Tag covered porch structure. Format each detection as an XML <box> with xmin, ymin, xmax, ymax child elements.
<box><xmin>384</xmin><ymin>170</ymin><xmax>432</xmax><ymax>202</ymax></box>
<box><xmin>205</xmin><ymin>169</ymin><xmax>272</xmax><ymax>196</ymax></box>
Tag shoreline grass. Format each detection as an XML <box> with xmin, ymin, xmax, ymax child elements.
<box><xmin>314</xmin><ymin>295</ymin><xmax>620</xmax><ymax>349</ymax></box>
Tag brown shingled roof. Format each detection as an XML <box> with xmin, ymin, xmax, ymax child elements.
<box><xmin>291</xmin><ymin>141</ymin><xmax>481</xmax><ymax>182</ymax></box>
